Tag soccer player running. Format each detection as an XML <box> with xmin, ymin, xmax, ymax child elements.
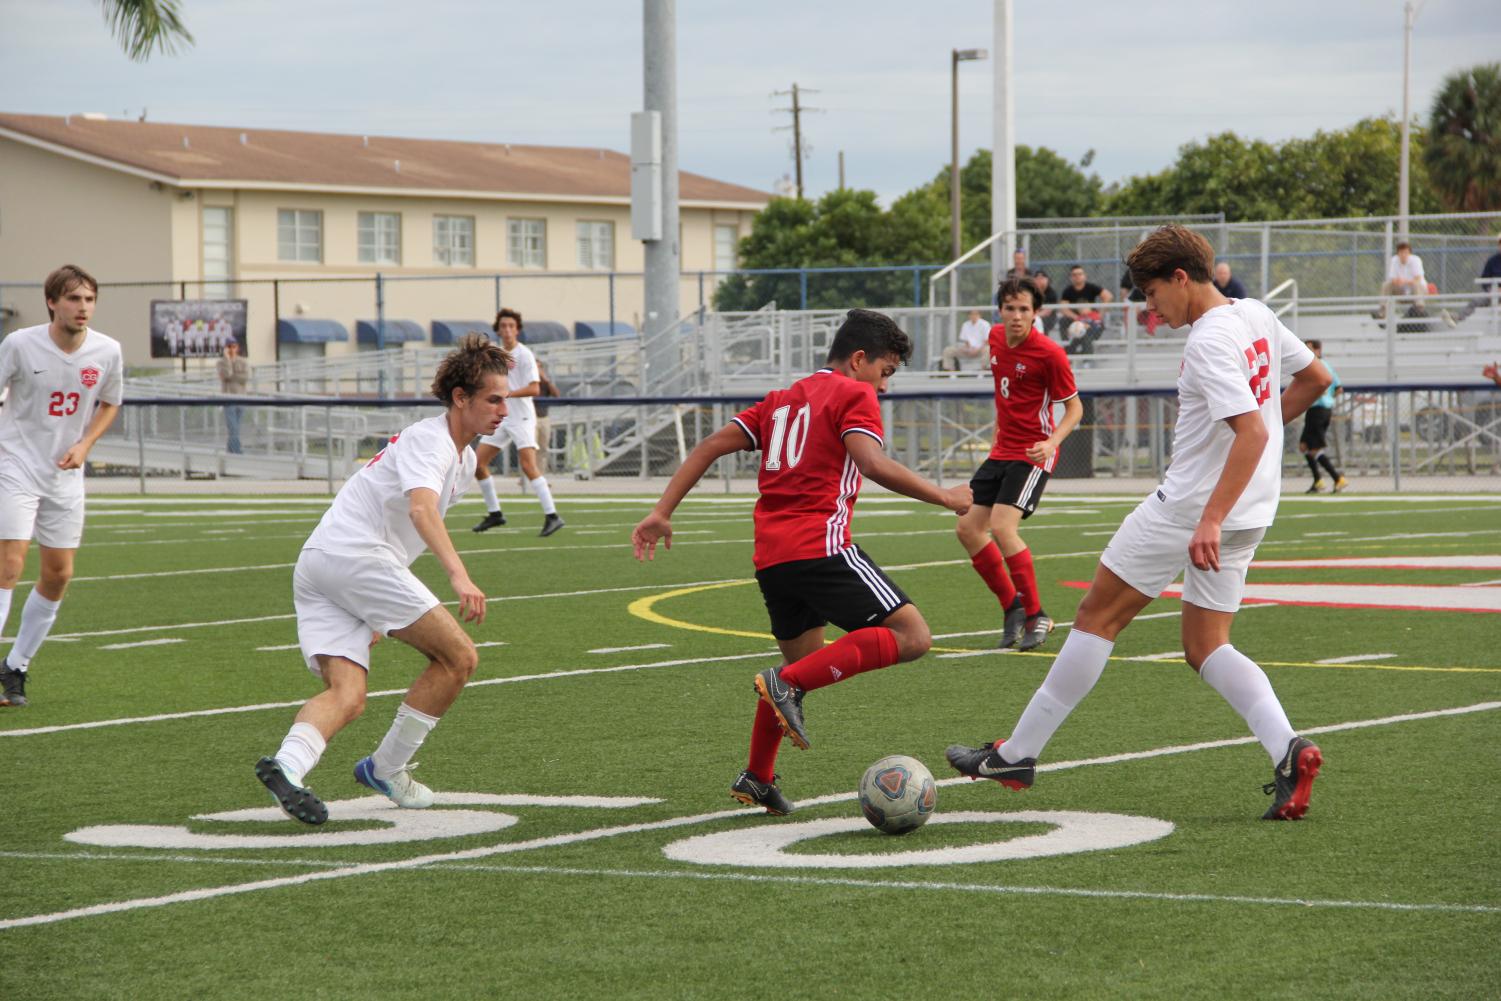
<box><xmin>255</xmin><ymin>335</ymin><xmax>508</xmax><ymax>824</ymax></box>
<box><xmin>955</xmin><ymin>277</ymin><xmax>1082</xmax><ymax>652</ymax></box>
<box><xmin>0</xmin><ymin>265</ymin><xmax>123</xmax><ymax>709</ymax></box>
<box><xmin>631</xmin><ymin>309</ymin><xmax>972</xmax><ymax>815</ymax></box>
<box><xmin>946</xmin><ymin>226</ymin><xmax>1334</xmax><ymax>821</ymax></box>
<box><xmin>471</xmin><ymin>308</ymin><xmax>564</xmax><ymax>537</ymax></box>
<box><xmin>1298</xmin><ymin>340</ymin><xmax>1347</xmax><ymax>493</ymax></box>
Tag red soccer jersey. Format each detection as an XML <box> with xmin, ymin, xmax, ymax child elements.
<box><xmin>734</xmin><ymin>368</ymin><xmax>885</xmax><ymax>570</ymax></box>
<box><xmin>987</xmin><ymin>325</ymin><xmax>1079</xmax><ymax>472</ymax></box>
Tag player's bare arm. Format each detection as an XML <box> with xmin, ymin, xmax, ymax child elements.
<box><xmin>1024</xmin><ymin>394</ymin><xmax>1084</xmax><ymax>466</ymax></box>
<box><xmin>505</xmin><ymin>379</ymin><xmax>541</xmax><ymax>399</ymax></box>
<box><xmin>1279</xmin><ymin>357</ymin><xmax>1333</xmax><ymax>427</ymax></box>
<box><xmin>632</xmin><ymin>423</ymin><xmax>749</xmax><ymax>560</ymax></box>
<box><xmin>1189</xmin><ymin>410</ymin><xmax>1269</xmax><ymax>572</ymax></box>
<box><xmin>843</xmin><ymin>432</ymin><xmax>971</xmax><ymax>514</ymax></box>
<box><xmin>57</xmin><ymin>400</ymin><xmax>121</xmax><ymax>470</ymax></box>
<box><xmin>408</xmin><ymin>487</ymin><xmax>486</xmax><ymax>623</ymax></box>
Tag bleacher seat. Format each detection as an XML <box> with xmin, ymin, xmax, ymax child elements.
<box><xmin>431</xmin><ymin>320</ymin><xmax>495</xmax><ymax>345</ymax></box>
<box><xmin>519</xmin><ymin>321</ymin><xmax>571</xmax><ymax>344</ymax></box>
<box><xmin>574</xmin><ymin>321</ymin><xmax>636</xmax><ymax>339</ymax></box>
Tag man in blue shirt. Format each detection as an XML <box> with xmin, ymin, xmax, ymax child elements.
<box><xmin>1214</xmin><ymin>262</ymin><xmax>1249</xmax><ymax>299</ymax></box>
<box><xmin>1456</xmin><ymin>235</ymin><xmax>1501</xmax><ymax>323</ymax></box>
<box><xmin>1299</xmin><ymin>340</ymin><xmax>1346</xmax><ymax>493</ymax></box>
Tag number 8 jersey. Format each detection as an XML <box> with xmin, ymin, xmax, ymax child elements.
<box><xmin>0</xmin><ymin>324</ymin><xmax>125</xmax><ymax>492</ymax></box>
<box><xmin>733</xmin><ymin>368</ymin><xmax>885</xmax><ymax>570</ymax></box>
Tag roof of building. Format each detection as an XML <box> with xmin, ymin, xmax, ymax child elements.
<box><xmin>0</xmin><ymin>112</ymin><xmax>771</xmax><ymax>207</ymax></box>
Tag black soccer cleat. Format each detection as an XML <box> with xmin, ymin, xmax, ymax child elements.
<box><xmin>945</xmin><ymin>738</ymin><xmax>1036</xmax><ymax>791</ymax></box>
<box><xmin>472</xmin><ymin>511</ymin><xmax>507</xmax><ymax>532</ymax></box>
<box><xmin>1018</xmin><ymin>610</ymin><xmax>1055</xmax><ymax>652</ymax></box>
<box><xmin>754</xmin><ymin>666</ymin><xmax>810</xmax><ymax>750</ymax></box>
<box><xmin>730</xmin><ymin>770</ymin><xmax>794</xmax><ymax>816</ymax></box>
<box><xmin>999</xmin><ymin>599</ymin><xmax>1027</xmax><ymax>650</ymax></box>
<box><xmin>255</xmin><ymin>756</ymin><xmax>328</xmax><ymax>825</ymax></box>
<box><xmin>0</xmin><ymin>664</ymin><xmax>27</xmax><ymax>708</ymax></box>
<box><xmin>539</xmin><ymin>513</ymin><xmax>565</xmax><ymax>538</ymax></box>
<box><xmin>1261</xmin><ymin>736</ymin><xmax>1322</xmax><ymax>821</ymax></box>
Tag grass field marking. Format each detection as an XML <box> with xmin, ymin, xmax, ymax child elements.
<box><xmin>0</xmin><ymin>650</ymin><xmax>782</xmax><ymax>740</ymax></box>
<box><xmin>588</xmin><ymin>643</ymin><xmax>671</xmax><ymax>654</ymax></box>
<box><xmin>255</xmin><ymin>644</ymin><xmax>301</xmax><ymax>652</ymax></box>
<box><xmin>6</xmin><ymin>700</ymin><xmax>1497</xmax><ymax>931</ymax></box>
<box><xmin>98</xmin><ymin>639</ymin><xmax>186</xmax><ymax>651</ymax></box>
<box><xmin>1316</xmin><ymin>653</ymin><xmax>1398</xmax><ymax>665</ymax></box>
<box><xmin>1125</xmin><ymin>651</ymin><xmax>1186</xmax><ymax>661</ymax></box>
<box><xmin>626</xmin><ymin>581</ymin><xmax>768</xmax><ymax>639</ymax></box>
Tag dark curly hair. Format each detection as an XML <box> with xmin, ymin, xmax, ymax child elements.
<box><xmin>431</xmin><ymin>333</ymin><xmax>512</xmax><ymax>406</ymax></box>
<box><xmin>826</xmin><ymin>308</ymin><xmax>912</xmax><ymax>365</ymax></box>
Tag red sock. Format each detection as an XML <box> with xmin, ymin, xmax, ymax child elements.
<box><xmin>1005</xmin><ymin>547</ymin><xmax>1042</xmax><ymax>617</ymax></box>
<box><xmin>747</xmin><ymin>700</ymin><xmax>783</xmax><ymax>782</ymax></box>
<box><xmin>780</xmin><ymin>627</ymin><xmax>899</xmax><ymax>692</ymax></box>
<box><xmin>970</xmin><ymin>542</ymin><xmax>1017</xmax><ymax>608</ymax></box>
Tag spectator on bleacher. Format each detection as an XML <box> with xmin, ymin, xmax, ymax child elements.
<box><xmin>1214</xmin><ymin>262</ymin><xmax>1248</xmax><ymax>299</ymax></box>
<box><xmin>1119</xmin><ymin>262</ymin><xmax>1158</xmax><ymax>336</ymax></box>
<box><xmin>1033</xmin><ymin>270</ymin><xmax>1060</xmax><ymax>336</ymax></box>
<box><xmin>1455</xmin><ymin>234</ymin><xmax>1501</xmax><ymax>323</ymax></box>
<box><xmin>941</xmin><ymin>309</ymin><xmax>991</xmax><ymax>371</ymax></box>
<box><xmin>1006</xmin><ymin>249</ymin><xmax>1029</xmax><ymax>280</ymax></box>
<box><xmin>1372</xmin><ymin>241</ymin><xmax>1456</xmax><ymax>328</ymax></box>
<box><xmin>1483</xmin><ymin>361</ymin><xmax>1499</xmax><ymax>387</ymax></box>
<box><xmin>1059</xmin><ymin>265</ymin><xmax>1111</xmax><ymax>352</ymax></box>
<box><xmin>216</xmin><ymin>338</ymin><xmax>249</xmax><ymax>454</ymax></box>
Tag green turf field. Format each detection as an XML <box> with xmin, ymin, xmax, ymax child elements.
<box><xmin>1</xmin><ymin>490</ymin><xmax>1498</xmax><ymax>1000</ymax></box>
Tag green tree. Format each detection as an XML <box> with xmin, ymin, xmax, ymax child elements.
<box><xmin>1424</xmin><ymin>63</ymin><xmax>1501</xmax><ymax>212</ymax></box>
<box><xmin>100</xmin><ymin>0</ymin><xmax>194</xmax><ymax>61</ymax></box>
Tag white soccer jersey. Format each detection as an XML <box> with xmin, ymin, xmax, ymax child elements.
<box><xmin>303</xmin><ymin>414</ymin><xmax>476</xmax><ymax>567</ymax></box>
<box><xmin>1156</xmin><ymin>298</ymin><xmax>1315</xmax><ymax>530</ymax></box>
<box><xmin>502</xmin><ymin>341</ymin><xmax>540</xmax><ymax>423</ymax></box>
<box><xmin>0</xmin><ymin>324</ymin><xmax>124</xmax><ymax>493</ymax></box>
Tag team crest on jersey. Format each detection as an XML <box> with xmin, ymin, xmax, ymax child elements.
<box><xmin>80</xmin><ymin>367</ymin><xmax>101</xmax><ymax>388</ymax></box>
<box><xmin>1014</xmin><ymin>362</ymin><xmax>1028</xmax><ymax>375</ymax></box>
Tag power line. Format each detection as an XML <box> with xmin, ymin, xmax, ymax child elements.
<box><xmin>771</xmin><ymin>83</ymin><xmax>822</xmax><ymax>199</ymax></box>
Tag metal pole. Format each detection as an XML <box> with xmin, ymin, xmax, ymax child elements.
<box><xmin>324</xmin><ymin>404</ymin><xmax>335</xmax><ymax>495</ymax></box>
<box><xmin>990</xmin><ymin>0</ymin><xmax>1016</xmax><ymax>290</ymax></box>
<box><xmin>137</xmin><ymin>411</ymin><xmax>146</xmax><ymax>494</ymax></box>
<box><xmin>610</xmin><ymin>271</ymin><xmax>617</xmax><ymax>335</ymax></box>
<box><xmin>375</xmin><ymin>271</ymin><xmax>387</xmax><ymax>398</ymax></box>
<box><xmin>951</xmin><ymin>49</ymin><xmax>962</xmax><ymax>264</ymax></box>
<box><xmin>1398</xmin><ymin>1</ymin><xmax>1414</xmax><ymax>237</ymax></box>
<box><xmin>642</xmin><ymin>0</ymin><xmax>681</xmax><ymax>345</ymax></box>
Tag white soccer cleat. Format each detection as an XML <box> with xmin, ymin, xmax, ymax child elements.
<box><xmin>353</xmin><ymin>756</ymin><xmax>435</xmax><ymax>808</ymax></box>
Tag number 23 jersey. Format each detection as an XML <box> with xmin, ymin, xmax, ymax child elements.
<box><xmin>0</xmin><ymin>324</ymin><xmax>124</xmax><ymax>493</ymax></box>
<box><xmin>733</xmin><ymin>368</ymin><xmax>884</xmax><ymax>570</ymax></box>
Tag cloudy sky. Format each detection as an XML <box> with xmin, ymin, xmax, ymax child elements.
<box><xmin>3</xmin><ymin>0</ymin><xmax>1498</xmax><ymax>203</ymax></box>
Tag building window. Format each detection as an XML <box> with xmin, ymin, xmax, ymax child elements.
<box><xmin>358</xmin><ymin>212</ymin><xmax>401</xmax><ymax>265</ymax></box>
<box><xmin>202</xmin><ymin>206</ymin><xmax>234</xmax><ymax>298</ymax></box>
<box><xmin>433</xmin><ymin>215</ymin><xmax>475</xmax><ymax>267</ymax></box>
<box><xmin>576</xmin><ymin>221</ymin><xmax>614</xmax><ymax>270</ymax></box>
<box><xmin>508</xmin><ymin>218</ymin><xmax>547</xmax><ymax>269</ymax></box>
<box><xmin>714</xmin><ymin>223</ymin><xmax>739</xmax><ymax>274</ymax></box>
<box><xmin>277</xmin><ymin>209</ymin><xmax>322</xmax><ymax>263</ymax></box>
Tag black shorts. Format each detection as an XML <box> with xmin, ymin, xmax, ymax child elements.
<box><xmin>1300</xmin><ymin>406</ymin><xmax>1332</xmax><ymax>450</ymax></box>
<box><xmin>969</xmin><ymin>458</ymin><xmax>1050</xmax><ymax>518</ymax></box>
<box><xmin>754</xmin><ymin>545</ymin><xmax>912</xmax><ymax>641</ymax></box>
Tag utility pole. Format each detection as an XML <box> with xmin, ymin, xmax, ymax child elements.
<box><xmin>991</xmin><ymin>0</ymin><xmax>1017</xmax><ymax>288</ymax></box>
<box><xmin>951</xmin><ymin>47</ymin><xmax>988</xmax><ymax>262</ymax></box>
<box><xmin>838</xmin><ymin>150</ymin><xmax>845</xmax><ymax>190</ymax></box>
<box><xmin>1398</xmin><ymin>0</ymin><xmax>1424</xmax><ymax>238</ymax></box>
<box><xmin>640</xmin><ymin>0</ymin><xmax>679</xmax><ymax>345</ymax></box>
<box><xmin>773</xmin><ymin>83</ymin><xmax>820</xmax><ymax>199</ymax></box>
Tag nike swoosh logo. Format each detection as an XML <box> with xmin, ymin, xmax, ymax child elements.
<box><xmin>32</xmin><ymin>369</ymin><xmax>45</xmax><ymax>374</ymax></box>
<box><xmin>976</xmin><ymin>759</ymin><xmax>1027</xmax><ymax>776</ymax></box>
<box><xmin>767</xmin><ymin>675</ymin><xmax>788</xmax><ymax>699</ymax></box>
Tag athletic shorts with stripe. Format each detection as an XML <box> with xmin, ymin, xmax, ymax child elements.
<box><xmin>968</xmin><ymin>458</ymin><xmax>1050</xmax><ymax>518</ymax></box>
<box><xmin>753</xmin><ymin>544</ymin><xmax>912</xmax><ymax>641</ymax></box>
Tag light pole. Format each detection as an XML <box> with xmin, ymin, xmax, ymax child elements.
<box><xmin>1398</xmin><ymin>0</ymin><xmax>1428</xmax><ymax>238</ymax></box>
<box><xmin>951</xmin><ymin>47</ymin><xmax>988</xmax><ymax>263</ymax></box>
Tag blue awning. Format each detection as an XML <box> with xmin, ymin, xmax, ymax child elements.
<box><xmin>356</xmin><ymin>320</ymin><xmax>426</xmax><ymax>345</ymax></box>
<box><xmin>519</xmin><ymin>321</ymin><xmax>571</xmax><ymax>344</ymax></box>
<box><xmin>276</xmin><ymin>318</ymin><xmax>349</xmax><ymax>343</ymax></box>
<box><xmin>431</xmin><ymin>320</ymin><xmax>496</xmax><ymax>346</ymax></box>
<box><xmin>573</xmin><ymin>320</ymin><xmax>635</xmax><ymax>339</ymax></box>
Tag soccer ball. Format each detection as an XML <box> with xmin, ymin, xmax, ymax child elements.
<box><xmin>858</xmin><ymin>754</ymin><xmax>937</xmax><ymax>836</ymax></box>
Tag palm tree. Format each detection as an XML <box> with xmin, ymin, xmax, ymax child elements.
<box><xmin>99</xmin><ymin>0</ymin><xmax>194</xmax><ymax>62</ymax></box>
<box><xmin>1423</xmin><ymin>64</ymin><xmax>1501</xmax><ymax>213</ymax></box>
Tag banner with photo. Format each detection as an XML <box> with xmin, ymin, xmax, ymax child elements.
<box><xmin>150</xmin><ymin>299</ymin><xmax>249</xmax><ymax>359</ymax></box>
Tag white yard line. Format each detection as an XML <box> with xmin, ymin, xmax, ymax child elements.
<box><xmin>1125</xmin><ymin>651</ymin><xmax>1187</xmax><ymax>662</ymax></box>
<box><xmin>2</xmin><ymin>700</ymin><xmax>1495</xmax><ymax>930</ymax></box>
<box><xmin>1315</xmin><ymin>653</ymin><xmax>1398</xmax><ymax>665</ymax></box>
<box><xmin>97</xmin><ymin>639</ymin><xmax>186</xmax><ymax>651</ymax></box>
<box><xmin>588</xmin><ymin>644</ymin><xmax>671</xmax><ymax>654</ymax></box>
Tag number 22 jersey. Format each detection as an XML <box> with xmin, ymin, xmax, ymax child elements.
<box><xmin>733</xmin><ymin>368</ymin><xmax>884</xmax><ymax>570</ymax></box>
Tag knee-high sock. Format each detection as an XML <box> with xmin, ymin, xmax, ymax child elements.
<box><xmin>779</xmin><ymin>627</ymin><xmax>899</xmax><ymax>692</ymax></box>
<box><xmin>371</xmin><ymin>703</ymin><xmax>440</xmax><ymax>778</ymax></box>
<box><xmin>1305</xmin><ymin>453</ymin><xmax>1322</xmax><ymax>481</ymax></box>
<box><xmin>1005</xmin><ymin>548</ymin><xmax>1042</xmax><ymax>617</ymax></box>
<box><xmin>274</xmin><ymin>722</ymin><xmax>327</xmax><ymax>787</ymax></box>
<box><xmin>0</xmin><ymin>587</ymin><xmax>13</xmax><ymax>646</ymax></box>
<box><xmin>1004</xmin><ymin>629</ymin><xmax>1113</xmax><ymax>761</ymax></box>
<box><xmin>1199</xmin><ymin>644</ymin><xmax>1296</xmax><ymax>762</ymax></box>
<box><xmin>747</xmin><ymin>700</ymin><xmax>784</xmax><ymax>783</ymax></box>
<box><xmin>1316</xmin><ymin>453</ymin><xmax>1340</xmax><ymax>479</ymax></box>
<box><xmin>10</xmin><ymin>590</ymin><xmax>61</xmax><ymax>671</ymax></box>
<box><xmin>971</xmin><ymin>542</ymin><xmax>1017</xmax><ymax>609</ymax></box>
<box><xmin>528</xmin><ymin>476</ymin><xmax>557</xmax><ymax>516</ymax></box>
<box><xmin>479</xmin><ymin>476</ymin><xmax>501</xmax><ymax>513</ymax></box>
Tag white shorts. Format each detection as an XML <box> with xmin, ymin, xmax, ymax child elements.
<box><xmin>1099</xmin><ymin>497</ymin><xmax>1266</xmax><ymax>613</ymax></box>
<box><xmin>0</xmin><ymin>458</ymin><xmax>84</xmax><ymax>549</ymax></box>
<box><xmin>478</xmin><ymin>415</ymin><xmax>538</xmax><ymax>452</ymax></box>
<box><xmin>292</xmin><ymin>548</ymin><xmax>441</xmax><ymax>677</ymax></box>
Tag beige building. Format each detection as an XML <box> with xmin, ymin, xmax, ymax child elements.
<box><xmin>0</xmin><ymin>112</ymin><xmax>769</xmax><ymax>366</ymax></box>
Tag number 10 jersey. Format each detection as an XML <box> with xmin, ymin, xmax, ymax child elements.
<box><xmin>733</xmin><ymin>368</ymin><xmax>885</xmax><ymax>570</ymax></box>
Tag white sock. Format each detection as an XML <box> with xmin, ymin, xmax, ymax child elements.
<box><xmin>0</xmin><ymin>586</ymin><xmax>13</xmax><ymax>643</ymax></box>
<box><xmin>528</xmin><ymin>476</ymin><xmax>557</xmax><ymax>516</ymax></box>
<box><xmin>371</xmin><ymin>703</ymin><xmax>439</xmax><ymax>779</ymax></box>
<box><xmin>1200</xmin><ymin>644</ymin><xmax>1297</xmax><ymax>762</ymax></box>
<box><xmin>11</xmin><ymin>590</ymin><xmax>62</xmax><ymax>671</ymax></box>
<box><xmin>479</xmin><ymin>476</ymin><xmax>501</xmax><ymax>513</ymax></box>
<box><xmin>274</xmin><ymin>722</ymin><xmax>327</xmax><ymax>787</ymax></box>
<box><xmin>1004</xmin><ymin>629</ymin><xmax>1114</xmax><ymax>761</ymax></box>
